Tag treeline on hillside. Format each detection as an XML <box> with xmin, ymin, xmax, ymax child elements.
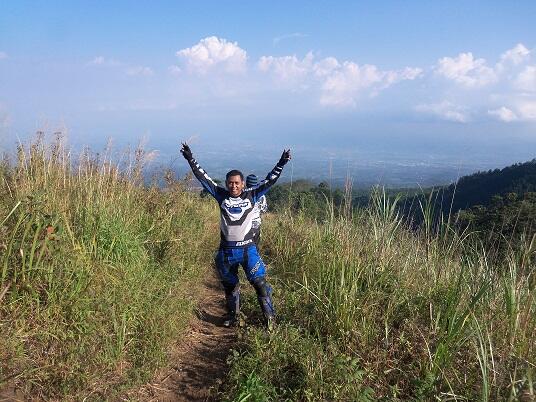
<box><xmin>439</xmin><ymin>158</ymin><xmax>536</xmax><ymax>215</ymax></box>
<box><xmin>264</xmin><ymin>158</ymin><xmax>536</xmax><ymax>256</ymax></box>
<box><xmin>401</xmin><ymin>159</ymin><xmax>536</xmax><ymax>253</ymax></box>
<box><xmin>457</xmin><ymin>191</ymin><xmax>536</xmax><ymax>251</ymax></box>
<box><xmin>267</xmin><ymin>179</ymin><xmax>397</xmax><ymax>217</ymax></box>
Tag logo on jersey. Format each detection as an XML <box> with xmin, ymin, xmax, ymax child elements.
<box><xmin>236</xmin><ymin>239</ymin><xmax>253</xmax><ymax>246</ymax></box>
<box><xmin>223</xmin><ymin>199</ymin><xmax>252</xmax><ymax>218</ymax></box>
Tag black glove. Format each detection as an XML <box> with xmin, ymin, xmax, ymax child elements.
<box><xmin>180</xmin><ymin>143</ymin><xmax>193</xmax><ymax>160</ymax></box>
<box><xmin>278</xmin><ymin>149</ymin><xmax>291</xmax><ymax>166</ymax></box>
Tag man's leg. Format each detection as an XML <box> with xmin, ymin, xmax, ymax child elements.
<box><xmin>243</xmin><ymin>246</ymin><xmax>275</xmax><ymax>329</ymax></box>
<box><xmin>215</xmin><ymin>248</ymin><xmax>240</xmax><ymax>326</ymax></box>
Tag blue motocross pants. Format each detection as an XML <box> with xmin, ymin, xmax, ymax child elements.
<box><xmin>215</xmin><ymin>245</ymin><xmax>274</xmax><ymax>320</ymax></box>
<box><xmin>215</xmin><ymin>245</ymin><xmax>266</xmax><ymax>286</ymax></box>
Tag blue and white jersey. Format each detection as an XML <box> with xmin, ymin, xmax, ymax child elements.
<box><xmin>186</xmin><ymin>157</ymin><xmax>284</xmax><ymax>248</ymax></box>
<box><xmin>251</xmin><ymin>195</ymin><xmax>267</xmax><ymax>229</ymax></box>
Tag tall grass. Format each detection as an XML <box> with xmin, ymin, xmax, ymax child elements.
<box><xmin>226</xmin><ymin>191</ymin><xmax>535</xmax><ymax>401</ymax></box>
<box><xmin>0</xmin><ymin>135</ymin><xmax>218</xmax><ymax>399</ymax></box>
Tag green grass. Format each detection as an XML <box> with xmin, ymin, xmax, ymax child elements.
<box><xmin>0</xmin><ymin>136</ymin><xmax>218</xmax><ymax>399</ymax></box>
<box><xmin>3</xmin><ymin>135</ymin><xmax>535</xmax><ymax>401</ymax></box>
<box><xmin>225</xmin><ymin>192</ymin><xmax>535</xmax><ymax>401</ymax></box>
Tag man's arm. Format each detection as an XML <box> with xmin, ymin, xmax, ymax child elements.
<box><xmin>253</xmin><ymin>149</ymin><xmax>291</xmax><ymax>200</ymax></box>
<box><xmin>180</xmin><ymin>143</ymin><xmax>222</xmax><ymax>199</ymax></box>
<box><xmin>259</xmin><ymin>196</ymin><xmax>268</xmax><ymax>213</ymax></box>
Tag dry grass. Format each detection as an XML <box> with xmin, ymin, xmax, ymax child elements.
<box><xmin>0</xmin><ymin>134</ymin><xmax>219</xmax><ymax>400</ymax></box>
<box><xmin>227</xmin><ymin>194</ymin><xmax>535</xmax><ymax>401</ymax></box>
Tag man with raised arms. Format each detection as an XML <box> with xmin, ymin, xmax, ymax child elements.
<box><xmin>180</xmin><ymin>143</ymin><xmax>291</xmax><ymax>329</ymax></box>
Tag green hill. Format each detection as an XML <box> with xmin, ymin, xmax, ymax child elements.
<box><xmin>439</xmin><ymin>158</ymin><xmax>536</xmax><ymax>215</ymax></box>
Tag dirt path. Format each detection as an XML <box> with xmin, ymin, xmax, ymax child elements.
<box><xmin>126</xmin><ymin>271</ymin><xmax>237</xmax><ymax>402</ymax></box>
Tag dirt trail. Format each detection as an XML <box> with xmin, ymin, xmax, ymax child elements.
<box><xmin>127</xmin><ymin>271</ymin><xmax>236</xmax><ymax>402</ymax></box>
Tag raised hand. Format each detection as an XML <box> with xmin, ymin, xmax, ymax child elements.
<box><xmin>180</xmin><ymin>142</ymin><xmax>193</xmax><ymax>160</ymax></box>
<box><xmin>278</xmin><ymin>149</ymin><xmax>292</xmax><ymax>166</ymax></box>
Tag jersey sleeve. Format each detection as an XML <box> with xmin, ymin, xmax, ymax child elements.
<box><xmin>252</xmin><ymin>160</ymin><xmax>286</xmax><ymax>201</ymax></box>
<box><xmin>185</xmin><ymin>156</ymin><xmax>224</xmax><ymax>199</ymax></box>
<box><xmin>259</xmin><ymin>195</ymin><xmax>268</xmax><ymax>213</ymax></box>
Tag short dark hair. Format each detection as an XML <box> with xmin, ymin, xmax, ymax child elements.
<box><xmin>226</xmin><ymin>170</ymin><xmax>244</xmax><ymax>182</ymax></box>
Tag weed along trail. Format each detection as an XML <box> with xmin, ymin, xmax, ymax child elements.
<box><xmin>126</xmin><ymin>270</ymin><xmax>237</xmax><ymax>402</ymax></box>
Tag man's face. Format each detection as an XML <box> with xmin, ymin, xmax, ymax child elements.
<box><xmin>226</xmin><ymin>175</ymin><xmax>245</xmax><ymax>197</ymax></box>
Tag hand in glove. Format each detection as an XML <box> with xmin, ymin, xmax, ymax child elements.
<box><xmin>278</xmin><ymin>149</ymin><xmax>292</xmax><ymax>166</ymax></box>
<box><xmin>180</xmin><ymin>143</ymin><xmax>193</xmax><ymax>160</ymax></box>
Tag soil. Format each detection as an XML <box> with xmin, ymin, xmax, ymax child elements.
<box><xmin>125</xmin><ymin>270</ymin><xmax>237</xmax><ymax>402</ymax></box>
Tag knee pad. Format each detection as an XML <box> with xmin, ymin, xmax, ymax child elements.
<box><xmin>251</xmin><ymin>277</ymin><xmax>271</xmax><ymax>297</ymax></box>
<box><xmin>252</xmin><ymin>278</ymin><xmax>275</xmax><ymax>320</ymax></box>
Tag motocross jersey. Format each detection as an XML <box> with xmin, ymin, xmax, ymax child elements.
<box><xmin>185</xmin><ymin>156</ymin><xmax>284</xmax><ymax>248</ymax></box>
<box><xmin>251</xmin><ymin>195</ymin><xmax>268</xmax><ymax>229</ymax></box>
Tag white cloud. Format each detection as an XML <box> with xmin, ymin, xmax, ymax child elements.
<box><xmin>515</xmin><ymin>65</ymin><xmax>536</xmax><ymax>91</ymax></box>
<box><xmin>378</xmin><ymin>67</ymin><xmax>423</xmax><ymax>90</ymax></box>
<box><xmin>125</xmin><ymin>66</ymin><xmax>154</xmax><ymax>76</ymax></box>
<box><xmin>416</xmin><ymin>101</ymin><xmax>470</xmax><ymax>122</ymax></box>
<box><xmin>0</xmin><ymin>51</ymin><xmax>8</xmax><ymax>60</ymax></box>
<box><xmin>258</xmin><ymin>52</ymin><xmax>314</xmax><ymax>81</ymax></box>
<box><xmin>320</xmin><ymin>63</ymin><xmax>422</xmax><ymax>106</ymax></box>
<box><xmin>176</xmin><ymin>36</ymin><xmax>247</xmax><ymax>74</ymax></box>
<box><xmin>320</xmin><ymin>63</ymin><xmax>383</xmax><ymax>106</ymax></box>
<box><xmin>499</xmin><ymin>43</ymin><xmax>531</xmax><ymax>67</ymax></box>
<box><xmin>517</xmin><ymin>101</ymin><xmax>536</xmax><ymax>120</ymax></box>
<box><xmin>488</xmin><ymin>106</ymin><xmax>518</xmax><ymax>122</ymax></box>
<box><xmin>258</xmin><ymin>52</ymin><xmax>422</xmax><ymax>106</ymax></box>
<box><xmin>436</xmin><ymin>52</ymin><xmax>497</xmax><ymax>87</ymax></box>
<box><xmin>312</xmin><ymin>57</ymin><xmax>340</xmax><ymax>77</ymax></box>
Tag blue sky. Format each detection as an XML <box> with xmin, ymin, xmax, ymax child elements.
<box><xmin>1</xmin><ymin>1</ymin><xmax>536</xmax><ymax>168</ymax></box>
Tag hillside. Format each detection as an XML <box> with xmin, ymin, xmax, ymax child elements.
<box><xmin>438</xmin><ymin>158</ymin><xmax>536</xmax><ymax>215</ymax></box>
<box><xmin>0</xmin><ymin>138</ymin><xmax>220</xmax><ymax>399</ymax></box>
<box><xmin>1</xmin><ymin>139</ymin><xmax>534</xmax><ymax>400</ymax></box>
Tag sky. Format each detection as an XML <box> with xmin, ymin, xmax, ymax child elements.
<box><xmin>1</xmin><ymin>1</ymin><xmax>536</xmax><ymax>176</ymax></box>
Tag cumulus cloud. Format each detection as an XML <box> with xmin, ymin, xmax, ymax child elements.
<box><xmin>258</xmin><ymin>52</ymin><xmax>314</xmax><ymax>81</ymax></box>
<box><xmin>320</xmin><ymin>63</ymin><xmax>422</xmax><ymax>106</ymax></box>
<box><xmin>258</xmin><ymin>52</ymin><xmax>422</xmax><ymax>107</ymax></box>
<box><xmin>312</xmin><ymin>57</ymin><xmax>340</xmax><ymax>77</ymax></box>
<box><xmin>321</xmin><ymin>63</ymin><xmax>384</xmax><ymax>106</ymax></box>
<box><xmin>488</xmin><ymin>106</ymin><xmax>518</xmax><ymax>122</ymax></box>
<box><xmin>423</xmin><ymin>44</ymin><xmax>536</xmax><ymax>122</ymax></box>
<box><xmin>125</xmin><ymin>66</ymin><xmax>154</xmax><ymax>76</ymax></box>
<box><xmin>436</xmin><ymin>52</ymin><xmax>497</xmax><ymax>87</ymax></box>
<box><xmin>498</xmin><ymin>43</ymin><xmax>531</xmax><ymax>68</ymax></box>
<box><xmin>0</xmin><ymin>51</ymin><xmax>8</xmax><ymax>60</ymax></box>
<box><xmin>416</xmin><ymin>101</ymin><xmax>470</xmax><ymax>122</ymax></box>
<box><xmin>176</xmin><ymin>36</ymin><xmax>247</xmax><ymax>74</ymax></box>
<box><xmin>515</xmin><ymin>65</ymin><xmax>536</xmax><ymax>91</ymax></box>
